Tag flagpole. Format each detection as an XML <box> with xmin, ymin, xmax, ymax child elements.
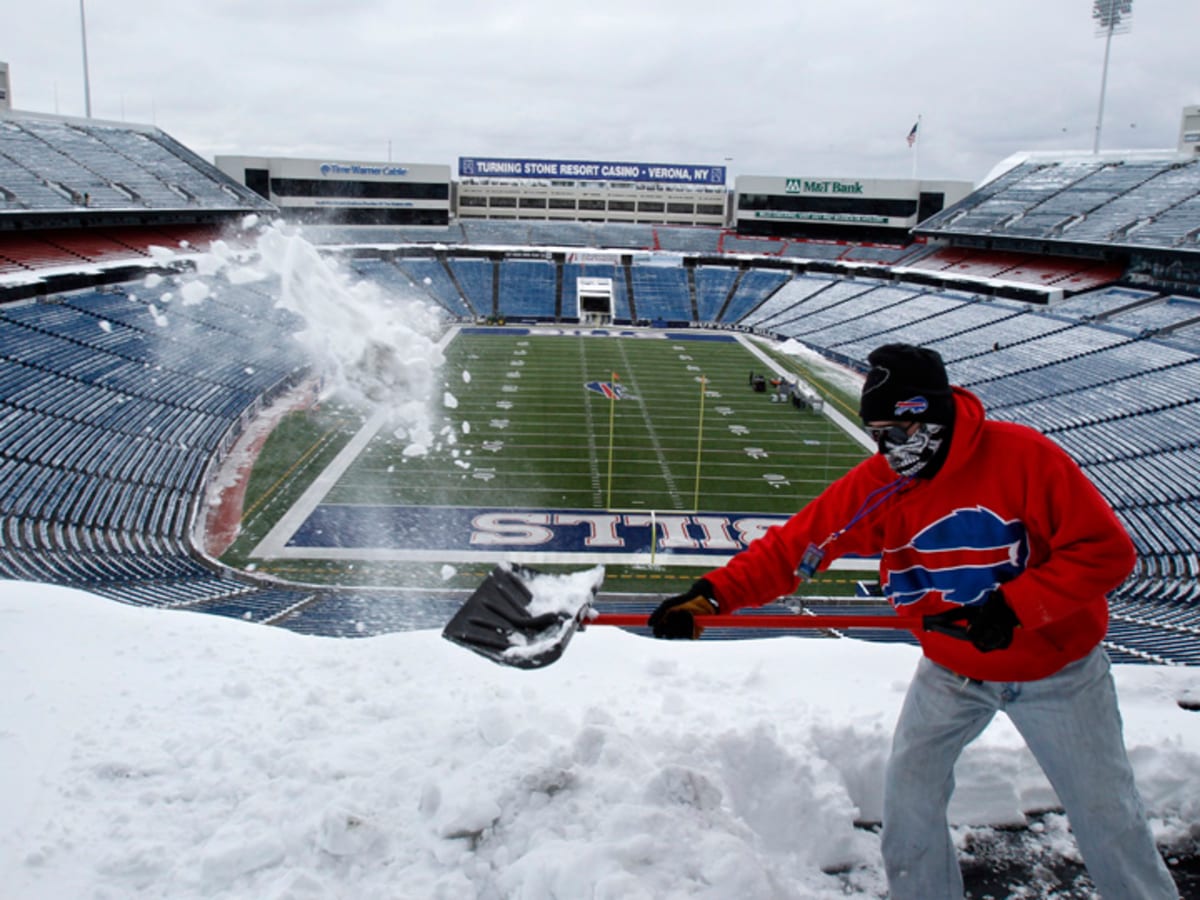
<box><xmin>692</xmin><ymin>375</ymin><xmax>707</xmax><ymax>512</ymax></box>
<box><xmin>605</xmin><ymin>372</ymin><xmax>618</xmax><ymax>509</ymax></box>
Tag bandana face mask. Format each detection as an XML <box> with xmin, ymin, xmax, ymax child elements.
<box><xmin>876</xmin><ymin>422</ymin><xmax>947</xmax><ymax>478</ymax></box>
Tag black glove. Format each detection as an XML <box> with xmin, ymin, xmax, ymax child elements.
<box><xmin>648</xmin><ymin>579</ymin><xmax>719</xmax><ymax>640</ymax></box>
<box><xmin>922</xmin><ymin>590</ymin><xmax>1020</xmax><ymax>653</ymax></box>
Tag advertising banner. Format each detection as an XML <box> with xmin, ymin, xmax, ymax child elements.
<box><xmin>460</xmin><ymin>156</ymin><xmax>726</xmax><ymax>186</ymax></box>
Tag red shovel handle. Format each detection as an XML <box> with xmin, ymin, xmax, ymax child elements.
<box><xmin>590</xmin><ymin>613</ymin><xmax>919</xmax><ymax>631</ymax></box>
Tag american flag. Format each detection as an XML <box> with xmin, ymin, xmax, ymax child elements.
<box><xmin>907</xmin><ymin>121</ymin><xmax>919</xmax><ymax>147</ymax></box>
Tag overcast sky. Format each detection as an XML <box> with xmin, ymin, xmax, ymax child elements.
<box><xmin>4</xmin><ymin>0</ymin><xmax>1198</xmax><ymax>184</ymax></box>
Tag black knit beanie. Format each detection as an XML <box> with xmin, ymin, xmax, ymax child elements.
<box><xmin>859</xmin><ymin>344</ymin><xmax>955</xmax><ymax>424</ymax></box>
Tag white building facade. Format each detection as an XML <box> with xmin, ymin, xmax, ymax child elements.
<box><xmin>215</xmin><ymin>155</ymin><xmax>451</xmax><ymax>226</ymax></box>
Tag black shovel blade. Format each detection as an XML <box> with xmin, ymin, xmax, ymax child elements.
<box><xmin>442</xmin><ymin>564</ymin><xmax>589</xmax><ymax>669</ymax></box>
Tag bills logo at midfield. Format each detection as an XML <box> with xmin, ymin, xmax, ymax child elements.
<box><xmin>894</xmin><ymin>395</ymin><xmax>929</xmax><ymax>416</ymax></box>
<box><xmin>882</xmin><ymin>507</ymin><xmax>1028</xmax><ymax>608</ymax></box>
<box><xmin>586</xmin><ymin>380</ymin><xmax>627</xmax><ymax>400</ymax></box>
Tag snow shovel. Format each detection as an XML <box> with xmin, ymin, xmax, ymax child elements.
<box><xmin>442</xmin><ymin>564</ymin><xmax>928</xmax><ymax>670</ymax></box>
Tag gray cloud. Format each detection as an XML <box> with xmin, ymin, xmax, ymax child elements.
<box><xmin>6</xmin><ymin>0</ymin><xmax>1197</xmax><ymax>183</ymax></box>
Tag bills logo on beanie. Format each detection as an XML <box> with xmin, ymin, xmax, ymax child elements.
<box><xmin>859</xmin><ymin>344</ymin><xmax>954</xmax><ymax>424</ymax></box>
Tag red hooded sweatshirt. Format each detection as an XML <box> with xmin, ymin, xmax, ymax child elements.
<box><xmin>704</xmin><ymin>386</ymin><xmax>1136</xmax><ymax>682</ymax></box>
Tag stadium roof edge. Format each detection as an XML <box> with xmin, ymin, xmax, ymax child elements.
<box><xmin>0</xmin><ymin>106</ymin><xmax>161</xmax><ymax>135</ymax></box>
<box><xmin>980</xmin><ymin>147</ymin><xmax>1191</xmax><ymax>186</ymax></box>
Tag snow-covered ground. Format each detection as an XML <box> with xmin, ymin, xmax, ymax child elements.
<box><xmin>3</xmin><ymin>579</ymin><xmax>1198</xmax><ymax>898</ymax></box>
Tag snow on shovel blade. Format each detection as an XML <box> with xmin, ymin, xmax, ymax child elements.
<box><xmin>442</xmin><ymin>564</ymin><xmax>605</xmax><ymax>669</ymax></box>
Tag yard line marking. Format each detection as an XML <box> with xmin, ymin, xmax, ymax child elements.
<box><xmin>616</xmin><ymin>340</ymin><xmax>685</xmax><ymax>510</ymax></box>
<box><xmin>577</xmin><ymin>337</ymin><xmax>605</xmax><ymax>507</ymax></box>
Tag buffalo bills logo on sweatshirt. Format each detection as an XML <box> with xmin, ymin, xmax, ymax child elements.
<box><xmin>882</xmin><ymin>507</ymin><xmax>1028</xmax><ymax>608</ymax></box>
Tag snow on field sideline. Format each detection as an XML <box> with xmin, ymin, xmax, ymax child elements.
<box><xmin>778</xmin><ymin>338</ymin><xmax>866</xmax><ymax>400</ymax></box>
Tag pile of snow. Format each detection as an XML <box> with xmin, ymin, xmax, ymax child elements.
<box><xmin>3</xmin><ymin>580</ymin><xmax>1198</xmax><ymax>898</ymax></box>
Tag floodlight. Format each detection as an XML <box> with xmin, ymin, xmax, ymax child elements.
<box><xmin>1093</xmin><ymin>0</ymin><xmax>1133</xmax><ymax>36</ymax></box>
<box><xmin>1092</xmin><ymin>0</ymin><xmax>1133</xmax><ymax>153</ymax></box>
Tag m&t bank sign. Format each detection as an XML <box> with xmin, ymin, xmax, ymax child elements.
<box><xmin>785</xmin><ymin>178</ymin><xmax>865</xmax><ymax>194</ymax></box>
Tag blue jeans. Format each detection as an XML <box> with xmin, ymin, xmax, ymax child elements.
<box><xmin>881</xmin><ymin>646</ymin><xmax>1177</xmax><ymax>899</ymax></box>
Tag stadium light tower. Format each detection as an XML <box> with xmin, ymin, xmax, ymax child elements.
<box><xmin>79</xmin><ymin>0</ymin><xmax>92</xmax><ymax>117</ymax></box>
<box><xmin>1092</xmin><ymin>0</ymin><xmax>1132</xmax><ymax>154</ymax></box>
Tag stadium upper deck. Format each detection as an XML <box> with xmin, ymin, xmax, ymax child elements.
<box><xmin>0</xmin><ymin>109</ymin><xmax>273</xmax><ymax>229</ymax></box>
<box><xmin>3</xmin><ymin>110</ymin><xmax>1199</xmax><ymax>297</ymax></box>
<box><xmin>916</xmin><ymin>153</ymin><xmax>1200</xmax><ymax>255</ymax></box>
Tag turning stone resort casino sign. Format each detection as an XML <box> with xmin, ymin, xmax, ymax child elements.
<box><xmin>459</xmin><ymin>156</ymin><xmax>727</xmax><ymax>186</ymax></box>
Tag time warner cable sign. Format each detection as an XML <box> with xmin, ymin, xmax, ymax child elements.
<box><xmin>460</xmin><ymin>156</ymin><xmax>726</xmax><ymax>186</ymax></box>
<box><xmin>320</xmin><ymin>162</ymin><xmax>410</xmax><ymax>177</ymax></box>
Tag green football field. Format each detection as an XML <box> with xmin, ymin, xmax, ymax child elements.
<box><xmin>224</xmin><ymin>328</ymin><xmax>872</xmax><ymax>594</ymax></box>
